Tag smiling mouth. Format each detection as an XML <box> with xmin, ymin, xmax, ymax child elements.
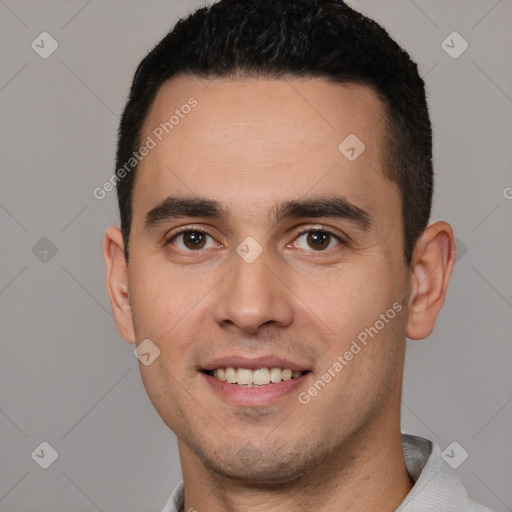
<box><xmin>203</xmin><ymin>367</ymin><xmax>310</xmax><ymax>386</ymax></box>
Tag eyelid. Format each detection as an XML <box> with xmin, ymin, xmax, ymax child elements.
<box><xmin>291</xmin><ymin>224</ymin><xmax>350</xmax><ymax>244</ymax></box>
<box><xmin>167</xmin><ymin>225</ymin><xmax>209</xmax><ymax>237</ymax></box>
<box><xmin>166</xmin><ymin>224</ymin><xmax>215</xmax><ymax>241</ymax></box>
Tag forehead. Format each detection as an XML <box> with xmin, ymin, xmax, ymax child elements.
<box><xmin>133</xmin><ymin>75</ymin><xmax>397</xmax><ymax>225</ymax></box>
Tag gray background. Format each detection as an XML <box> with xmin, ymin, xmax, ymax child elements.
<box><xmin>1</xmin><ymin>0</ymin><xmax>511</xmax><ymax>511</ymax></box>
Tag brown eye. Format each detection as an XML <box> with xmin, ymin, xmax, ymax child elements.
<box><xmin>306</xmin><ymin>231</ymin><xmax>331</xmax><ymax>250</ymax></box>
<box><xmin>291</xmin><ymin>229</ymin><xmax>342</xmax><ymax>251</ymax></box>
<box><xmin>171</xmin><ymin>230</ymin><xmax>215</xmax><ymax>251</ymax></box>
<box><xmin>183</xmin><ymin>231</ymin><xmax>206</xmax><ymax>250</ymax></box>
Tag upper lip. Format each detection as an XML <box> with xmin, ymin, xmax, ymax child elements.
<box><xmin>201</xmin><ymin>355</ymin><xmax>311</xmax><ymax>372</ymax></box>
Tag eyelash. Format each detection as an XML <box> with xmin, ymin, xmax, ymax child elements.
<box><xmin>165</xmin><ymin>226</ymin><xmax>347</xmax><ymax>252</ymax></box>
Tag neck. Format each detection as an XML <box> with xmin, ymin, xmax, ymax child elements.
<box><xmin>178</xmin><ymin>404</ymin><xmax>413</xmax><ymax>512</ymax></box>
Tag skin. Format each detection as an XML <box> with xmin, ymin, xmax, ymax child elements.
<box><xmin>103</xmin><ymin>75</ymin><xmax>456</xmax><ymax>512</ymax></box>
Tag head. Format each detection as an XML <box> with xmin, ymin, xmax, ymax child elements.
<box><xmin>104</xmin><ymin>0</ymin><xmax>455</xmax><ymax>485</ymax></box>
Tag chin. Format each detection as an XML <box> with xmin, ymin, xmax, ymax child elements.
<box><xmin>190</xmin><ymin>436</ymin><xmax>329</xmax><ymax>486</ymax></box>
<box><xmin>204</xmin><ymin>458</ymin><xmax>311</xmax><ymax>486</ymax></box>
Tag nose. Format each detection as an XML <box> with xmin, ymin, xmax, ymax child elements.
<box><xmin>212</xmin><ymin>247</ymin><xmax>294</xmax><ymax>334</ymax></box>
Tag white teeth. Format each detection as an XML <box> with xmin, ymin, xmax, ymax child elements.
<box><xmin>225</xmin><ymin>367</ymin><xmax>237</xmax><ymax>383</ymax></box>
<box><xmin>252</xmin><ymin>368</ymin><xmax>271</xmax><ymax>385</ymax></box>
<box><xmin>209</xmin><ymin>367</ymin><xmax>305</xmax><ymax>386</ymax></box>
<box><xmin>236</xmin><ymin>368</ymin><xmax>253</xmax><ymax>385</ymax></box>
<box><xmin>270</xmin><ymin>367</ymin><xmax>282</xmax><ymax>383</ymax></box>
<box><xmin>281</xmin><ymin>369</ymin><xmax>292</xmax><ymax>381</ymax></box>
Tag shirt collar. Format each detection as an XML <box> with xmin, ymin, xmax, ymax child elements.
<box><xmin>398</xmin><ymin>433</ymin><xmax>470</xmax><ymax>511</ymax></box>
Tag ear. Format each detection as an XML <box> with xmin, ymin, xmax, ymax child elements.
<box><xmin>102</xmin><ymin>226</ymin><xmax>136</xmax><ymax>344</ymax></box>
<box><xmin>406</xmin><ymin>221</ymin><xmax>457</xmax><ymax>340</ymax></box>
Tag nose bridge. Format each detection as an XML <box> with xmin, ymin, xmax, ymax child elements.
<box><xmin>213</xmin><ymin>241</ymin><xmax>293</xmax><ymax>332</ymax></box>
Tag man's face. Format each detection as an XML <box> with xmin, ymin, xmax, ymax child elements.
<box><xmin>125</xmin><ymin>76</ymin><xmax>411</xmax><ymax>482</ymax></box>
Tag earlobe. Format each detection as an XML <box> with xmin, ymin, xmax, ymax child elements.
<box><xmin>406</xmin><ymin>221</ymin><xmax>457</xmax><ymax>340</ymax></box>
<box><xmin>103</xmin><ymin>226</ymin><xmax>136</xmax><ymax>344</ymax></box>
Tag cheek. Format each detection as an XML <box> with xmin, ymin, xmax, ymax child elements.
<box><xmin>128</xmin><ymin>262</ymin><xmax>217</xmax><ymax>377</ymax></box>
<box><xmin>297</xmin><ymin>261</ymin><xmax>396</xmax><ymax>335</ymax></box>
<box><xmin>128</xmin><ymin>260</ymin><xmax>199</xmax><ymax>336</ymax></box>
<box><xmin>304</xmin><ymin>266</ymin><xmax>406</xmax><ymax>402</ymax></box>
<box><xmin>296</xmin><ymin>263</ymin><xmax>406</xmax><ymax>391</ymax></box>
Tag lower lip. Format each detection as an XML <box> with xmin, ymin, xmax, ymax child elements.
<box><xmin>201</xmin><ymin>372</ymin><xmax>310</xmax><ymax>407</ymax></box>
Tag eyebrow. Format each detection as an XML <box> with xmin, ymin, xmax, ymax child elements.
<box><xmin>144</xmin><ymin>195</ymin><xmax>372</xmax><ymax>232</ymax></box>
<box><xmin>273</xmin><ymin>196</ymin><xmax>372</xmax><ymax>231</ymax></box>
<box><xmin>144</xmin><ymin>196</ymin><xmax>229</xmax><ymax>229</ymax></box>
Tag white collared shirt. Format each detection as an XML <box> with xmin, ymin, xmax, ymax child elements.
<box><xmin>161</xmin><ymin>434</ymin><xmax>494</xmax><ymax>512</ymax></box>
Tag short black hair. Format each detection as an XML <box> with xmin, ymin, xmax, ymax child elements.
<box><xmin>116</xmin><ymin>0</ymin><xmax>433</xmax><ymax>265</ymax></box>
